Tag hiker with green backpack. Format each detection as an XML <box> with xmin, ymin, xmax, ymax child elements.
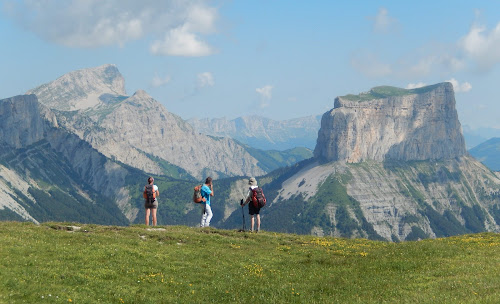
<box><xmin>240</xmin><ymin>177</ymin><xmax>266</xmax><ymax>232</ymax></box>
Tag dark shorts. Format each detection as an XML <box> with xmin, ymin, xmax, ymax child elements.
<box><xmin>248</xmin><ymin>202</ymin><xmax>260</xmax><ymax>215</ymax></box>
<box><xmin>145</xmin><ymin>199</ymin><xmax>158</xmax><ymax>209</ymax></box>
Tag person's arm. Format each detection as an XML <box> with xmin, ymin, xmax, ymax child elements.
<box><xmin>243</xmin><ymin>189</ymin><xmax>251</xmax><ymax>205</ymax></box>
<box><xmin>155</xmin><ymin>185</ymin><xmax>159</xmax><ymax>197</ymax></box>
<box><xmin>210</xmin><ymin>184</ymin><xmax>214</xmax><ymax>196</ymax></box>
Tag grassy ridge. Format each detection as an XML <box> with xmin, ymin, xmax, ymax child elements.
<box><xmin>1</xmin><ymin>222</ymin><xmax>499</xmax><ymax>303</ymax></box>
<box><xmin>341</xmin><ymin>83</ymin><xmax>443</xmax><ymax>102</ymax></box>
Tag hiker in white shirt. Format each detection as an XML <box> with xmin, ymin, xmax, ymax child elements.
<box><xmin>144</xmin><ymin>177</ymin><xmax>159</xmax><ymax>226</ymax></box>
<box><xmin>241</xmin><ymin>177</ymin><xmax>261</xmax><ymax>232</ymax></box>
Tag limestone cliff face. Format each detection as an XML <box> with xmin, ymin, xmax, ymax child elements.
<box><xmin>0</xmin><ymin>94</ymin><xmax>136</xmax><ymax>223</ymax></box>
<box><xmin>0</xmin><ymin>94</ymin><xmax>57</xmax><ymax>149</ymax></box>
<box><xmin>28</xmin><ymin>65</ymin><xmax>266</xmax><ymax>179</ymax></box>
<box><xmin>315</xmin><ymin>83</ymin><xmax>466</xmax><ymax>162</ymax></box>
<box><xmin>80</xmin><ymin>90</ymin><xmax>265</xmax><ymax>179</ymax></box>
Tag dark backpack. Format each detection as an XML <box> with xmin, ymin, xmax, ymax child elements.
<box><xmin>251</xmin><ymin>187</ymin><xmax>266</xmax><ymax>208</ymax></box>
<box><xmin>193</xmin><ymin>185</ymin><xmax>203</xmax><ymax>203</ymax></box>
<box><xmin>143</xmin><ymin>184</ymin><xmax>156</xmax><ymax>205</ymax></box>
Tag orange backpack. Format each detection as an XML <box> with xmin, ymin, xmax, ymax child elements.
<box><xmin>193</xmin><ymin>185</ymin><xmax>203</xmax><ymax>203</ymax></box>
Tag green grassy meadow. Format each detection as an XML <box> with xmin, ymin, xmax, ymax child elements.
<box><xmin>1</xmin><ymin>222</ymin><xmax>499</xmax><ymax>303</ymax></box>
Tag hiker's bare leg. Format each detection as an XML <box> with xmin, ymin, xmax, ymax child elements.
<box><xmin>256</xmin><ymin>214</ymin><xmax>260</xmax><ymax>231</ymax></box>
<box><xmin>152</xmin><ymin>209</ymin><xmax>157</xmax><ymax>226</ymax></box>
<box><xmin>250</xmin><ymin>215</ymin><xmax>255</xmax><ymax>231</ymax></box>
<box><xmin>145</xmin><ymin>209</ymin><xmax>150</xmax><ymax>226</ymax></box>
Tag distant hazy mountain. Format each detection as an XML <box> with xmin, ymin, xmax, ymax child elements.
<box><xmin>462</xmin><ymin>125</ymin><xmax>500</xmax><ymax>149</ymax></box>
<box><xmin>469</xmin><ymin>138</ymin><xmax>500</xmax><ymax>171</ymax></box>
<box><xmin>243</xmin><ymin>146</ymin><xmax>313</xmax><ymax>172</ymax></box>
<box><xmin>187</xmin><ymin>115</ymin><xmax>321</xmax><ymax>151</ymax></box>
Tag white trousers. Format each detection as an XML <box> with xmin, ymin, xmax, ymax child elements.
<box><xmin>200</xmin><ymin>204</ymin><xmax>213</xmax><ymax>227</ymax></box>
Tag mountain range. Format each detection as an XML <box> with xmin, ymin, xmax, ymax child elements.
<box><xmin>0</xmin><ymin>65</ymin><xmax>310</xmax><ymax>226</ymax></box>
<box><xmin>462</xmin><ymin>125</ymin><xmax>500</xmax><ymax>149</ymax></box>
<box><xmin>188</xmin><ymin>110</ymin><xmax>500</xmax><ymax>170</ymax></box>
<box><xmin>187</xmin><ymin>115</ymin><xmax>321</xmax><ymax>151</ymax></box>
<box><xmin>469</xmin><ymin>137</ymin><xmax>500</xmax><ymax>171</ymax></box>
<box><xmin>26</xmin><ymin>64</ymin><xmax>311</xmax><ymax>180</ymax></box>
<box><xmin>2</xmin><ymin>65</ymin><xmax>500</xmax><ymax>241</ymax></box>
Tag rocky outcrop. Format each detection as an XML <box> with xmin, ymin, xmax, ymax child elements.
<box><xmin>0</xmin><ymin>94</ymin><xmax>57</xmax><ymax>149</ymax></box>
<box><xmin>28</xmin><ymin>65</ymin><xmax>266</xmax><ymax>179</ymax></box>
<box><xmin>265</xmin><ymin>156</ymin><xmax>500</xmax><ymax>241</ymax></box>
<box><xmin>315</xmin><ymin>83</ymin><xmax>467</xmax><ymax>162</ymax></box>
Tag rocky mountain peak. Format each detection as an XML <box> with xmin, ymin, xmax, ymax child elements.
<box><xmin>314</xmin><ymin>82</ymin><xmax>467</xmax><ymax>162</ymax></box>
<box><xmin>23</xmin><ymin>64</ymin><xmax>266</xmax><ymax>179</ymax></box>
<box><xmin>132</xmin><ymin>90</ymin><xmax>150</xmax><ymax>98</ymax></box>
<box><xmin>26</xmin><ymin>64</ymin><xmax>126</xmax><ymax>111</ymax></box>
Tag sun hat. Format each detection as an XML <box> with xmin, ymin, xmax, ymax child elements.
<box><xmin>249</xmin><ymin>177</ymin><xmax>257</xmax><ymax>186</ymax></box>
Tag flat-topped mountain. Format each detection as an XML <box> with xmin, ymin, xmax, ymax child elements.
<box><xmin>315</xmin><ymin>83</ymin><xmax>467</xmax><ymax>162</ymax></box>
<box><xmin>27</xmin><ymin>65</ymin><xmax>266</xmax><ymax>179</ymax></box>
<box><xmin>250</xmin><ymin>83</ymin><xmax>500</xmax><ymax>241</ymax></box>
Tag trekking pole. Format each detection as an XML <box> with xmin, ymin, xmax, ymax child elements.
<box><xmin>239</xmin><ymin>199</ymin><xmax>246</xmax><ymax>232</ymax></box>
<box><xmin>242</xmin><ymin>204</ymin><xmax>246</xmax><ymax>231</ymax></box>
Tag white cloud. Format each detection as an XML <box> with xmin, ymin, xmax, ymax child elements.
<box><xmin>151</xmin><ymin>27</ymin><xmax>214</xmax><ymax>57</ymax></box>
<box><xmin>256</xmin><ymin>85</ymin><xmax>273</xmax><ymax>99</ymax></box>
<box><xmin>6</xmin><ymin>0</ymin><xmax>218</xmax><ymax>56</ymax></box>
<box><xmin>446</xmin><ymin>78</ymin><xmax>472</xmax><ymax>93</ymax></box>
<box><xmin>406</xmin><ymin>82</ymin><xmax>427</xmax><ymax>89</ymax></box>
<box><xmin>183</xmin><ymin>5</ymin><xmax>218</xmax><ymax>34</ymax></box>
<box><xmin>151</xmin><ymin>74</ymin><xmax>171</xmax><ymax>88</ymax></box>
<box><xmin>150</xmin><ymin>4</ymin><xmax>217</xmax><ymax>56</ymax></box>
<box><xmin>460</xmin><ymin>22</ymin><xmax>500</xmax><ymax>70</ymax></box>
<box><xmin>197</xmin><ymin>72</ymin><xmax>215</xmax><ymax>88</ymax></box>
<box><xmin>256</xmin><ymin>85</ymin><xmax>273</xmax><ymax>108</ymax></box>
<box><xmin>371</xmin><ymin>7</ymin><xmax>398</xmax><ymax>33</ymax></box>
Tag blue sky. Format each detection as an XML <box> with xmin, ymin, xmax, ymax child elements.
<box><xmin>1</xmin><ymin>0</ymin><xmax>500</xmax><ymax>130</ymax></box>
